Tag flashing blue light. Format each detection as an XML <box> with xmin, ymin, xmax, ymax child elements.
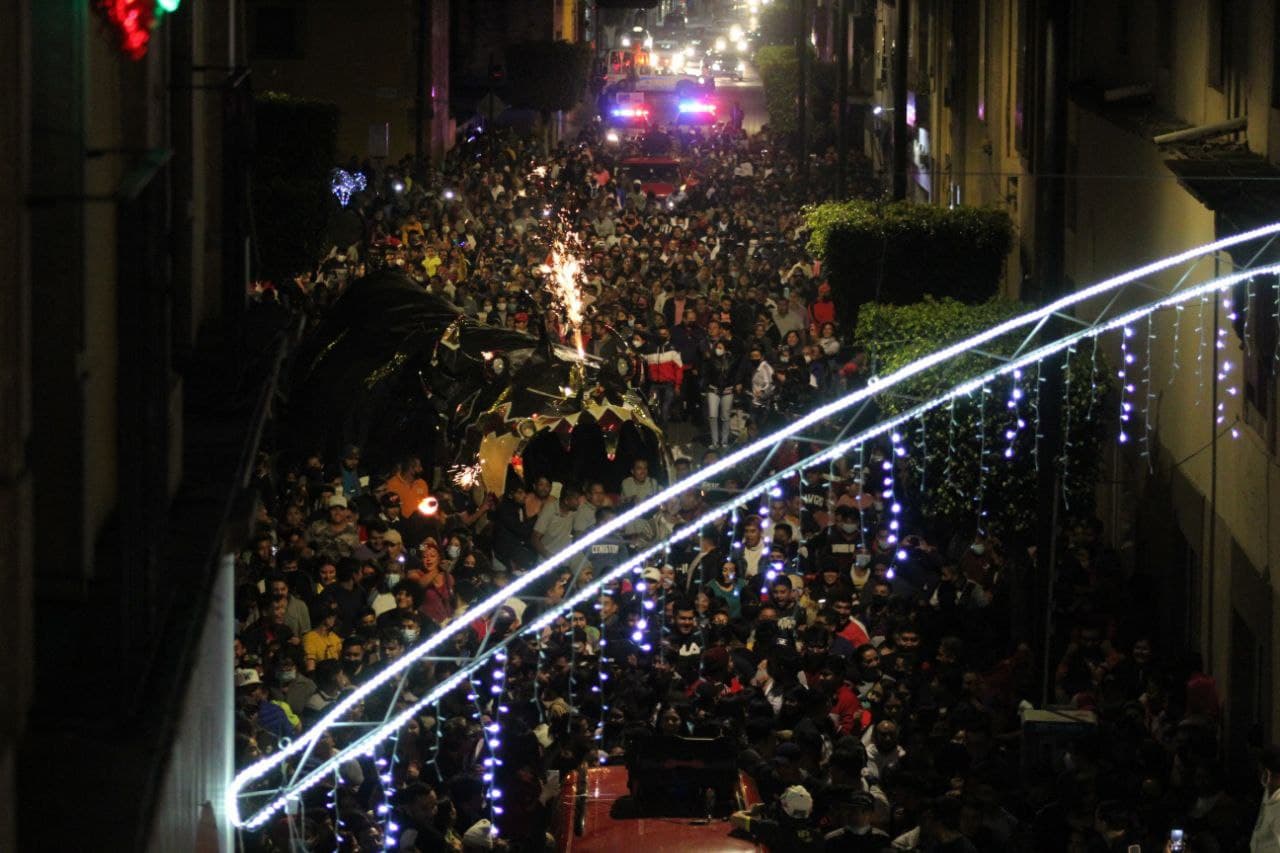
<box><xmin>677</xmin><ymin>100</ymin><xmax>716</xmax><ymax>114</ymax></box>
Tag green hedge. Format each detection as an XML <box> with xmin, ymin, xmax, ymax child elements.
<box><xmin>252</xmin><ymin>92</ymin><xmax>339</xmax><ymax>283</ymax></box>
<box><xmin>806</xmin><ymin>200</ymin><xmax>1014</xmax><ymax>325</ymax></box>
<box><xmin>855</xmin><ymin>297</ymin><xmax>1110</xmax><ymax>535</ymax></box>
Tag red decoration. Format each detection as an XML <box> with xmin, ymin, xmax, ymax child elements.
<box><xmin>98</xmin><ymin>0</ymin><xmax>157</xmax><ymax>60</ymax></box>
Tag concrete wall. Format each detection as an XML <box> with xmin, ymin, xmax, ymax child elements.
<box><xmin>251</xmin><ymin>0</ymin><xmax>452</xmax><ymax>162</ymax></box>
<box><xmin>147</xmin><ymin>557</ymin><xmax>236</xmax><ymax>853</ymax></box>
<box><xmin>1065</xmin><ymin>0</ymin><xmax>1280</xmax><ymax>750</ymax></box>
<box><xmin>0</xmin><ymin>1</ymin><xmax>31</xmax><ymax>850</ymax></box>
<box><xmin>873</xmin><ymin>0</ymin><xmax>1280</xmax><ymax>749</ymax></box>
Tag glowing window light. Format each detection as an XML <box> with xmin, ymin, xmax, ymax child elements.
<box><xmin>227</xmin><ymin>228</ymin><xmax>1280</xmax><ymax>826</ymax></box>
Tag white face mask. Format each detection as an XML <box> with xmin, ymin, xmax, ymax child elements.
<box><xmin>386</xmin><ymin>572</ymin><xmax>402</xmax><ymax>587</ymax></box>
<box><xmin>971</xmin><ymin>543</ymin><xmax>986</xmax><ymax>556</ymax></box>
<box><xmin>840</xmin><ymin>523</ymin><xmax>858</xmax><ymax>535</ymax></box>
<box><xmin>446</xmin><ymin>545</ymin><xmax>461</xmax><ymax>559</ymax></box>
<box><xmin>854</xmin><ymin>553</ymin><xmax>871</xmax><ymax>567</ymax></box>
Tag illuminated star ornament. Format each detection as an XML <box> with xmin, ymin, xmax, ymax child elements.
<box><xmin>330</xmin><ymin>168</ymin><xmax>368</xmax><ymax>208</ymax></box>
<box><xmin>96</xmin><ymin>0</ymin><xmax>182</xmax><ymax>60</ymax></box>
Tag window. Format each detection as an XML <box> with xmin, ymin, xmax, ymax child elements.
<box><xmin>1208</xmin><ymin>0</ymin><xmax>1228</xmax><ymax>91</ymax></box>
<box><xmin>253</xmin><ymin>5</ymin><xmax>303</xmax><ymax>60</ymax></box>
<box><xmin>977</xmin><ymin>0</ymin><xmax>988</xmax><ymax>121</ymax></box>
<box><xmin>1272</xmin><ymin>0</ymin><xmax>1280</xmax><ymax>108</ymax></box>
<box><xmin>1233</xmin><ymin>275</ymin><xmax>1278</xmax><ymax>445</ymax></box>
<box><xmin>1015</xmin><ymin>0</ymin><xmax>1031</xmax><ymax>159</ymax></box>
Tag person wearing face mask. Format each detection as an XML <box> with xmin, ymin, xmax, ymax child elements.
<box><xmin>269</xmin><ymin>652</ymin><xmax>317</xmax><ymax>720</ymax></box>
<box><xmin>702</xmin><ymin>334</ymin><xmax>738</xmax><ymax>448</ymax></box>
<box><xmin>338</xmin><ymin>636</ymin><xmax>370</xmax><ymax>684</ymax></box>
<box><xmin>812</xmin><ymin>505</ymin><xmax>863</xmax><ymax>581</ymax></box>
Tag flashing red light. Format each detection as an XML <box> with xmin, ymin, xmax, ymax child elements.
<box><xmin>611</xmin><ymin>106</ymin><xmax>650</xmax><ymax>119</ymax></box>
<box><xmin>99</xmin><ymin>0</ymin><xmax>157</xmax><ymax>60</ymax></box>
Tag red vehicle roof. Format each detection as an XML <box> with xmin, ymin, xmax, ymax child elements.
<box><xmin>554</xmin><ymin>765</ymin><xmax>764</xmax><ymax>852</ymax></box>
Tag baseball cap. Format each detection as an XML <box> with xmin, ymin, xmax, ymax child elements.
<box><xmin>328</xmin><ymin>495</ymin><xmax>348</xmax><ymax>508</ymax></box>
<box><xmin>462</xmin><ymin>819</ymin><xmax>494</xmax><ymax>849</ymax></box>
<box><xmin>642</xmin><ymin>566</ymin><xmax>662</xmax><ymax>582</ymax></box>
<box><xmin>773</xmin><ymin>741</ymin><xmax>802</xmax><ymax>764</ymax></box>
<box><xmin>234</xmin><ymin>668</ymin><xmax>261</xmax><ymax>688</ymax></box>
<box><xmin>383</xmin><ymin>529</ymin><xmax>403</xmax><ymax>545</ymax></box>
<box><xmin>514</xmin><ymin>311</ymin><xmax>530</xmax><ymax>323</ymax></box>
<box><xmin>779</xmin><ymin>785</ymin><xmax>813</xmax><ymax>819</ymax></box>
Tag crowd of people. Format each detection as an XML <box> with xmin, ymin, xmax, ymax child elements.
<box><xmin>233</xmin><ymin>106</ymin><xmax>1280</xmax><ymax>853</ymax></box>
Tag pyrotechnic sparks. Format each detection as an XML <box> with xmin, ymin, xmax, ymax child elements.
<box><xmin>450</xmin><ymin>463</ymin><xmax>484</xmax><ymax>490</ymax></box>
<box><xmin>541</xmin><ymin>241</ymin><xmax>587</xmax><ymax>358</ymax></box>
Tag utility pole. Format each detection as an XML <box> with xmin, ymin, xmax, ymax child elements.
<box><xmin>1031</xmin><ymin>0</ymin><xmax>1071</xmax><ymax>705</ymax></box>
<box><xmin>835</xmin><ymin>0</ymin><xmax>849</xmax><ymax>198</ymax></box>
<box><xmin>797</xmin><ymin>0</ymin><xmax>810</xmax><ymax>193</ymax></box>
<box><xmin>892</xmin><ymin>0</ymin><xmax>910</xmax><ymax>200</ymax></box>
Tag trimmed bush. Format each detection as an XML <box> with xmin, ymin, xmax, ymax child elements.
<box><xmin>806</xmin><ymin>200</ymin><xmax>1014</xmax><ymax>325</ymax></box>
<box><xmin>252</xmin><ymin>92</ymin><xmax>339</xmax><ymax>283</ymax></box>
<box><xmin>854</xmin><ymin>297</ymin><xmax>1110</xmax><ymax>535</ymax></box>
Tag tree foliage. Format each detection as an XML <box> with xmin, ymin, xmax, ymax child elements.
<box><xmin>806</xmin><ymin>200</ymin><xmax>1014</xmax><ymax>327</ymax></box>
<box><xmin>252</xmin><ymin>92</ymin><xmax>339</xmax><ymax>283</ymax></box>
<box><xmin>854</xmin><ymin>298</ymin><xmax>1111</xmax><ymax>538</ymax></box>
<box><xmin>755</xmin><ymin>45</ymin><xmax>836</xmax><ymax>147</ymax></box>
<box><xmin>505</xmin><ymin>40</ymin><xmax>593</xmax><ymax>114</ymax></box>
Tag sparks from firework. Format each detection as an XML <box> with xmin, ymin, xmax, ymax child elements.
<box><xmin>450</xmin><ymin>463</ymin><xmax>484</xmax><ymax>490</ymax></box>
<box><xmin>541</xmin><ymin>239</ymin><xmax>587</xmax><ymax>359</ymax></box>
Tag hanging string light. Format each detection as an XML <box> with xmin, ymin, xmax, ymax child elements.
<box><xmin>886</xmin><ymin>433</ymin><xmax>908</xmax><ymax>580</ymax></box>
<box><xmin>974</xmin><ymin>386</ymin><xmax>990</xmax><ymax>529</ymax></box>
<box><xmin>1217</xmin><ymin>293</ymin><xmax>1241</xmax><ymax>439</ymax></box>
<box><xmin>1117</xmin><ymin>326</ymin><xmax>1136</xmax><ymax>444</ymax></box>
<box><xmin>229</xmin><ymin>259</ymin><xmax>1280</xmax><ymax>830</ymax></box>
<box><xmin>1002</xmin><ymin>369</ymin><xmax>1027</xmax><ymax>459</ymax></box>
<box><xmin>1032</xmin><ymin>360</ymin><xmax>1044</xmax><ymax>472</ymax></box>
<box><xmin>1141</xmin><ymin>317</ymin><xmax>1155</xmax><ymax>469</ymax></box>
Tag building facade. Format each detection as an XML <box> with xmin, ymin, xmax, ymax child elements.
<box><xmin>854</xmin><ymin>0</ymin><xmax>1280</xmax><ymax>763</ymax></box>
<box><xmin>3</xmin><ymin>0</ymin><xmax>265</xmax><ymax>849</ymax></box>
<box><xmin>249</xmin><ymin>0</ymin><xmax>453</xmax><ymax>163</ymax></box>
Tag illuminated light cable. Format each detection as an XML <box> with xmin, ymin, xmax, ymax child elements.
<box><xmin>1117</xmin><ymin>326</ymin><xmax>1135</xmax><ymax>444</ymax></box>
<box><xmin>228</xmin><ymin>237</ymin><xmax>1280</xmax><ymax>826</ymax></box>
<box><xmin>1002</xmin><ymin>369</ymin><xmax>1027</xmax><ymax>460</ymax></box>
<box><xmin>247</xmin><ymin>259</ymin><xmax>1278</xmax><ymax>825</ymax></box>
<box><xmin>1142</xmin><ymin>318</ymin><xmax>1155</xmax><ymax>469</ymax></box>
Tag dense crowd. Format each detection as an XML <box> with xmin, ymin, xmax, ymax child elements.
<box><xmin>233</xmin><ymin>111</ymin><xmax>1280</xmax><ymax>853</ymax></box>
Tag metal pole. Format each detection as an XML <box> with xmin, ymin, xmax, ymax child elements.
<box><xmin>891</xmin><ymin>0</ymin><xmax>909</xmax><ymax>200</ymax></box>
<box><xmin>797</xmin><ymin>0</ymin><xmax>810</xmax><ymax>193</ymax></box>
<box><xmin>835</xmin><ymin>0</ymin><xmax>849</xmax><ymax>198</ymax></box>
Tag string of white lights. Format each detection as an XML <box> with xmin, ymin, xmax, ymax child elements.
<box><xmin>236</xmin><ymin>265</ymin><xmax>1280</xmax><ymax>829</ymax></box>
<box><xmin>228</xmin><ymin>231</ymin><xmax>1280</xmax><ymax>828</ymax></box>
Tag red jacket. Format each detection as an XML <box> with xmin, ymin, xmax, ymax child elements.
<box><xmin>831</xmin><ymin>682</ymin><xmax>871</xmax><ymax>735</ymax></box>
<box><xmin>644</xmin><ymin>347</ymin><xmax>684</xmax><ymax>389</ymax></box>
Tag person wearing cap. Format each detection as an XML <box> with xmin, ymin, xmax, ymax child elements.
<box><xmin>330</xmin><ymin>443</ymin><xmax>365</xmax><ymax>498</ymax></box>
<box><xmin>731</xmin><ymin>783</ymin><xmax>823</xmax><ymax>851</ymax></box>
<box><xmin>306</xmin><ymin>493</ymin><xmax>360</xmax><ymax>561</ymax></box>
<box><xmin>821</xmin><ymin>790</ymin><xmax>891</xmax><ymax>852</ymax></box>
